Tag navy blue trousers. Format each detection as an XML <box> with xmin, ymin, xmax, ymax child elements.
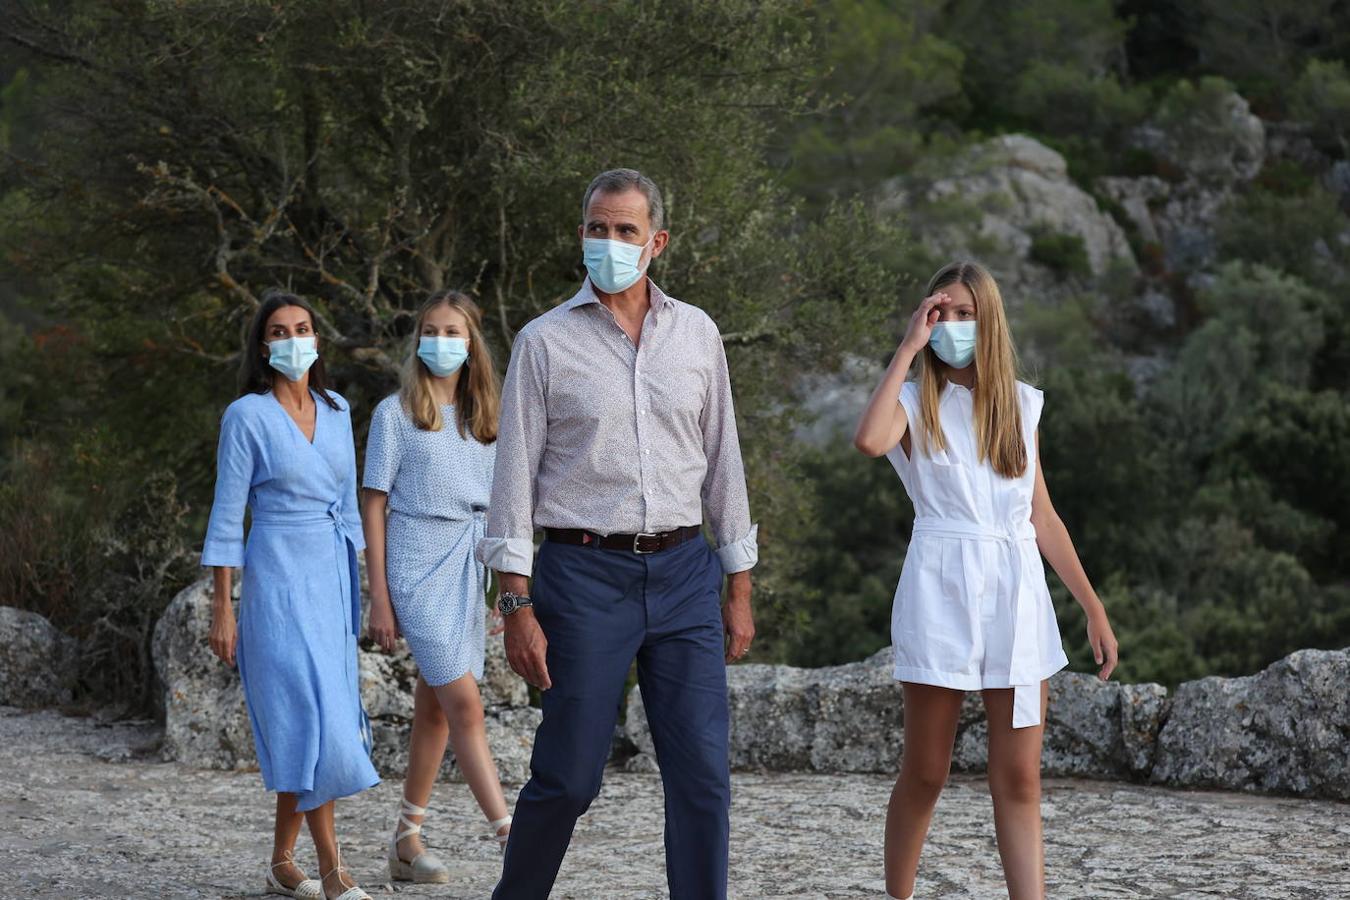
<box><xmin>493</xmin><ymin>536</ymin><xmax>731</xmax><ymax>899</ymax></box>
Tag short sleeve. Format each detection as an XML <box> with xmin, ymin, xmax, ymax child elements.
<box><xmin>898</xmin><ymin>381</ymin><xmax>921</xmax><ymax>431</ymax></box>
<box><xmin>885</xmin><ymin>380</ymin><xmax>923</xmax><ymax>468</ymax></box>
<box><xmin>1019</xmin><ymin>382</ymin><xmax>1045</xmax><ymax>433</ymax></box>
<box><xmin>362</xmin><ymin>396</ymin><xmax>403</xmax><ymax>493</ymax></box>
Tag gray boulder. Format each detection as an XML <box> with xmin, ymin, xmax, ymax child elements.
<box><xmin>626</xmin><ymin>650</ymin><xmax>1170</xmax><ymax>783</ymax></box>
<box><xmin>151</xmin><ymin>579</ymin><xmax>255</xmax><ymax>770</ymax></box>
<box><xmin>626</xmin><ymin>647</ymin><xmax>903</xmax><ymax>774</ymax></box>
<box><xmin>153</xmin><ymin>576</ymin><xmax>536</xmax><ymax>783</ymax></box>
<box><xmin>0</xmin><ymin>606</ymin><xmax>80</xmax><ymax>708</ymax></box>
<box><xmin>953</xmin><ymin>673</ymin><xmax>1170</xmax><ymax>779</ymax></box>
<box><xmin>1152</xmin><ymin>648</ymin><xmax>1350</xmax><ymax>800</ymax></box>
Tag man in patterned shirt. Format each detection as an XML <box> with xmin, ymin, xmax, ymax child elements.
<box><xmin>477</xmin><ymin>168</ymin><xmax>758</xmax><ymax>899</ymax></box>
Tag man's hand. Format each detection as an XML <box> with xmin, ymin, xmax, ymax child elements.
<box><xmin>723</xmin><ymin>570</ymin><xmax>754</xmax><ymax>663</ymax></box>
<box><xmin>504</xmin><ymin>607</ymin><xmax>552</xmax><ymax>690</ymax></box>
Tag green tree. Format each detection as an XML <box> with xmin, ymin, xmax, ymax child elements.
<box><xmin>1292</xmin><ymin>58</ymin><xmax>1350</xmax><ymax>157</ymax></box>
<box><xmin>784</xmin><ymin>0</ymin><xmax>964</xmax><ymax>203</ymax></box>
<box><xmin>0</xmin><ymin>1</ymin><xmax>914</xmax><ymax>704</ymax></box>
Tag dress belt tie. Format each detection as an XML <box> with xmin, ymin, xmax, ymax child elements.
<box><xmin>250</xmin><ymin>500</ymin><xmax>371</xmax><ymax>752</ymax></box>
<box><xmin>911</xmin><ymin>515</ymin><xmax>1045</xmax><ymax>728</ymax></box>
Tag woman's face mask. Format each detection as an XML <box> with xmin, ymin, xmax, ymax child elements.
<box><xmin>266</xmin><ymin>335</ymin><xmax>319</xmax><ymax>381</ymax></box>
<box><xmin>929</xmin><ymin>321</ymin><xmax>977</xmax><ymax>369</ymax></box>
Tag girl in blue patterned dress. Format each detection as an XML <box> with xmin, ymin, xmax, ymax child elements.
<box><xmin>203</xmin><ymin>289</ymin><xmax>378</xmax><ymax>900</ymax></box>
<box><xmin>361</xmin><ymin>290</ymin><xmax>513</xmax><ymax>883</ymax></box>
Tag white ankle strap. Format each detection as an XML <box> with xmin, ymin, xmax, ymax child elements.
<box><xmin>489</xmin><ymin>814</ymin><xmax>512</xmax><ymax>844</ymax></box>
<box><xmin>396</xmin><ymin>797</ymin><xmax>429</xmax><ymax>842</ymax></box>
<box><xmin>400</xmin><ymin>796</ymin><xmax>429</xmax><ymax>817</ymax></box>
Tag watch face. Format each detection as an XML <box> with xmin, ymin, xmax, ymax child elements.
<box><xmin>499</xmin><ymin>595</ymin><xmax>515</xmax><ymax>614</ymax></box>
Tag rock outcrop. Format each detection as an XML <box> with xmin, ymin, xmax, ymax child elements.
<box><xmin>1098</xmin><ymin>87</ymin><xmax>1266</xmax><ymax>272</ymax></box>
<box><xmin>0</xmin><ymin>606</ymin><xmax>80</xmax><ymax>709</ymax></box>
<box><xmin>152</xmin><ymin>577</ymin><xmax>537</xmax><ymax>783</ymax></box>
<box><xmin>880</xmin><ymin>134</ymin><xmax>1138</xmax><ymax>306</ymax></box>
<box><xmin>1151</xmin><ymin>648</ymin><xmax>1350</xmax><ymax>800</ymax></box>
<box><xmin>625</xmin><ymin>650</ymin><xmax>1169</xmax><ymax>782</ymax></box>
<box><xmin>627</xmin><ymin>648</ymin><xmax>904</xmax><ymax>775</ymax></box>
<box><xmin>953</xmin><ymin>673</ymin><xmax>1169</xmax><ymax>780</ymax></box>
<box><xmin>626</xmin><ymin>645</ymin><xmax>1350</xmax><ymax>800</ymax></box>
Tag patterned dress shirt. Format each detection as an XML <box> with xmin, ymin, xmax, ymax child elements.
<box><xmin>476</xmin><ymin>277</ymin><xmax>758</xmax><ymax>576</ymax></box>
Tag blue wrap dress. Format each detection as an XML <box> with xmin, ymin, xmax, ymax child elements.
<box><xmin>201</xmin><ymin>389</ymin><xmax>380</xmax><ymax>811</ymax></box>
<box><xmin>362</xmin><ymin>396</ymin><xmax>495</xmax><ymax>686</ymax></box>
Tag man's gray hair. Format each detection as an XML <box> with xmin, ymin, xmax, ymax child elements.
<box><xmin>581</xmin><ymin>168</ymin><xmax>665</xmax><ymax>231</ymax></box>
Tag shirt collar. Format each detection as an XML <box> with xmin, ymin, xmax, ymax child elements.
<box><xmin>564</xmin><ymin>276</ymin><xmax>671</xmax><ymax>312</ymax></box>
<box><xmin>941</xmin><ymin>379</ymin><xmax>975</xmax><ymax>402</ymax></box>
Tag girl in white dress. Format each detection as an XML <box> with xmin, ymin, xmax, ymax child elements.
<box><xmin>853</xmin><ymin>261</ymin><xmax>1119</xmax><ymax>900</ymax></box>
<box><xmin>361</xmin><ymin>291</ymin><xmax>513</xmax><ymax>883</ymax></box>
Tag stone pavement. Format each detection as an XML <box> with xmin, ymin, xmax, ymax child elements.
<box><xmin>2</xmin><ymin>708</ymin><xmax>1347</xmax><ymax>899</ymax></box>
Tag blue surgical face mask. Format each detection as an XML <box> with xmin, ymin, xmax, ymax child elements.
<box><xmin>417</xmin><ymin>336</ymin><xmax>469</xmax><ymax>377</ymax></box>
<box><xmin>583</xmin><ymin>236</ymin><xmax>653</xmax><ymax>294</ymax></box>
<box><xmin>929</xmin><ymin>321</ymin><xmax>977</xmax><ymax>369</ymax></box>
<box><xmin>266</xmin><ymin>335</ymin><xmax>319</xmax><ymax>382</ymax></box>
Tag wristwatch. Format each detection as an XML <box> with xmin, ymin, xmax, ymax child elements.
<box><xmin>497</xmin><ymin>591</ymin><xmax>534</xmax><ymax>616</ymax></box>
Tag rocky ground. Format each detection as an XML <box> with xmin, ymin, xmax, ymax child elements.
<box><xmin>3</xmin><ymin>707</ymin><xmax>1348</xmax><ymax>899</ymax></box>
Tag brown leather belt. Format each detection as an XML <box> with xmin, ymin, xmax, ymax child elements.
<box><xmin>544</xmin><ymin>524</ymin><xmax>703</xmax><ymax>554</ymax></box>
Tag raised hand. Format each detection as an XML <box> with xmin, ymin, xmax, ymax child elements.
<box><xmin>899</xmin><ymin>291</ymin><xmax>950</xmax><ymax>355</ymax></box>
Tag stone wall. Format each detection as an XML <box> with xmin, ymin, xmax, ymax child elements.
<box><xmin>625</xmin><ymin>644</ymin><xmax>1348</xmax><ymax>800</ymax></box>
<box><xmin>150</xmin><ymin>577</ymin><xmax>538</xmax><ymax>784</ymax></box>
<box><xmin>11</xmin><ymin>579</ymin><xmax>1344</xmax><ymax>800</ymax></box>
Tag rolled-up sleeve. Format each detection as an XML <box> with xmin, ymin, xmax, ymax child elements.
<box><xmin>700</xmin><ymin>321</ymin><xmax>758</xmax><ymax>573</ymax></box>
<box><xmin>476</xmin><ymin>329</ymin><xmax>547</xmax><ymax>576</ymax></box>
<box><xmin>201</xmin><ymin>403</ymin><xmax>255</xmax><ymax>568</ymax></box>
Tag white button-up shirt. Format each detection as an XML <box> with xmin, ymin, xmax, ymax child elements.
<box><xmin>476</xmin><ymin>277</ymin><xmax>758</xmax><ymax>576</ymax></box>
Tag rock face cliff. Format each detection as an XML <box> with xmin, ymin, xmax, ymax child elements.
<box><xmin>149</xmin><ymin>577</ymin><xmax>538</xmax><ymax>784</ymax></box>
<box><xmin>878</xmin><ymin>133</ymin><xmax>1138</xmax><ymax>308</ymax></box>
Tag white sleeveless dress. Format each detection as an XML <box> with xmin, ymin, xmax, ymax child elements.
<box><xmin>886</xmin><ymin>380</ymin><xmax>1068</xmax><ymax>728</ymax></box>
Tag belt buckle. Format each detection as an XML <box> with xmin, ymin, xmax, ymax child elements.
<box><xmin>632</xmin><ymin>532</ymin><xmax>659</xmax><ymax>554</ymax></box>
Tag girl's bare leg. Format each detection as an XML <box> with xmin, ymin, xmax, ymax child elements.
<box><xmin>396</xmin><ymin>675</ymin><xmax>451</xmax><ymax>861</ymax></box>
<box><xmin>432</xmin><ymin>672</ymin><xmax>511</xmax><ymax>837</ymax></box>
<box><xmin>983</xmin><ymin>681</ymin><xmax>1049</xmax><ymax>900</ymax></box>
<box><xmin>884</xmin><ymin>683</ymin><xmax>965</xmax><ymax>899</ymax></box>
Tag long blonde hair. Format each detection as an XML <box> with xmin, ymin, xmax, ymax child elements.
<box><xmin>399</xmin><ymin>290</ymin><xmax>501</xmax><ymax>442</ymax></box>
<box><xmin>915</xmin><ymin>261</ymin><xmax>1027</xmax><ymax>479</ymax></box>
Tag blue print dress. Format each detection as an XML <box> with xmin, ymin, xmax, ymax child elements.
<box><xmin>363</xmin><ymin>396</ymin><xmax>495</xmax><ymax>686</ymax></box>
<box><xmin>201</xmin><ymin>389</ymin><xmax>380</xmax><ymax>811</ymax></box>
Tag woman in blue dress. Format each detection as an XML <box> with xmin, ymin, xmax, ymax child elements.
<box><xmin>203</xmin><ymin>289</ymin><xmax>379</xmax><ymax>900</ymax></box>
<box><xmin>361</xmin><ymin>290</ymin><xmax>513</xmax><ymax>883</ymax></box>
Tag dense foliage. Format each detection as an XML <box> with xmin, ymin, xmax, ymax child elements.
<box><xmin>2</xmin><ymin>0</ymin><xmax>1347</xmax><ymax>707</ymax></box>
